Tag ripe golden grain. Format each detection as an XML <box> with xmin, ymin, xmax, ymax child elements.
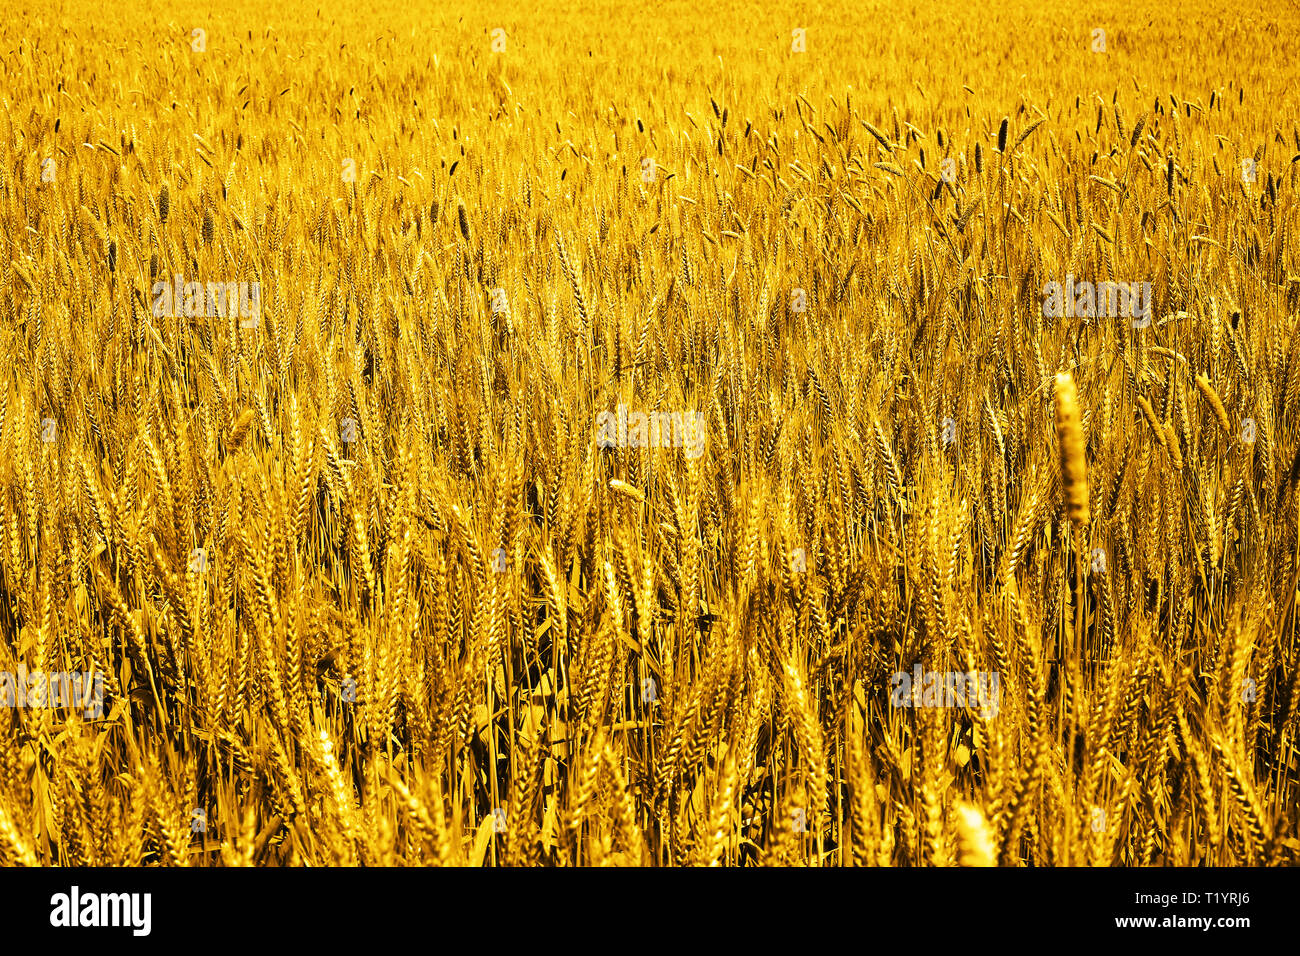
<box><xmin>1054</xmin><ymin>372</ymin><xmax>1090</xmax><ymax>531</ymax></box>
<box><xmin>609</xmin><ymin>479</ymin><xmax>645</xmax><ymax>503</ymax></box>
<box><xmin>1196</xmin><ymin>372</ymin><xmax>1233</xmax><ymax>435</ymax></box>
<box><xmin>0</xmin><ymin>0</ymin><xmax>1292</xmax><ymax>873</ymax></box>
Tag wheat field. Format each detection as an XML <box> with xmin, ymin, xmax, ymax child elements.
<box><xmin>0</xmin><ymin>0</ymin><xmax>1298</xmax><ymax>867</ymax></box>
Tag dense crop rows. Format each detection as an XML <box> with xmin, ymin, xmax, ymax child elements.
<box><xmin>1</xmin><ymin>1</ymin><xmax>1298</xmax><ymax>865</ymax></box>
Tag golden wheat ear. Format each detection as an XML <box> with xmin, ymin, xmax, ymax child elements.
<box><xmin>1053</xmin><ymin>371</ymin><xmax>1089</xmax><ymax>532</ymax></box>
